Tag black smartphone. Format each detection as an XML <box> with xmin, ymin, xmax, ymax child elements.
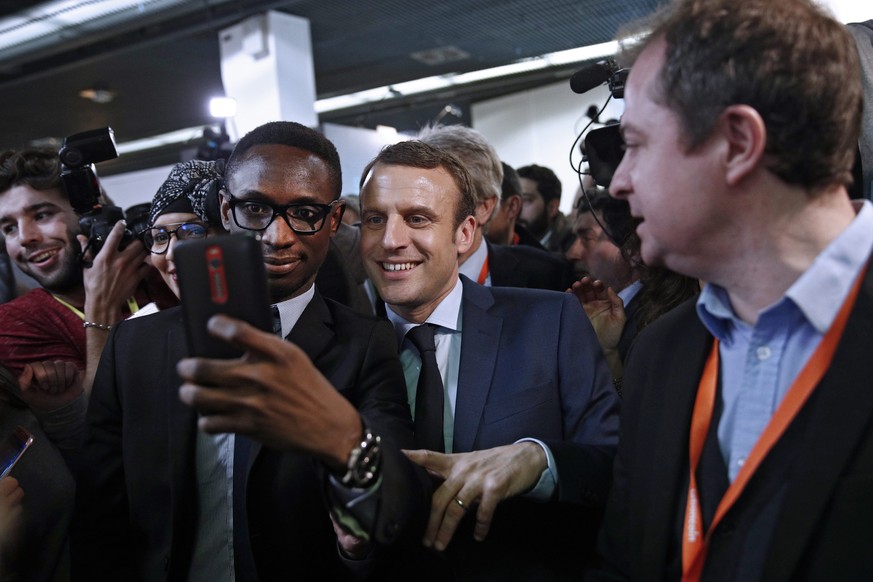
<box><xmin>175</xmin><ymin>233</ymin><xmax>273</xmax><ymax>359</ymax></box>
<box><xmin>0</xmin><ymin>426</ymin><xmax>34</xmax><ymax>479</ymax></box>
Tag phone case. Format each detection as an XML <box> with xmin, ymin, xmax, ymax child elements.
<box><xmin>0</xmin><ymin>426</ymin><xmax>34</xmax><ymax>479</ymax></box>
<box><xmin>175</xmin><ymin>233</ymin><xmax>273</xmax><ymax>358</ymax></box>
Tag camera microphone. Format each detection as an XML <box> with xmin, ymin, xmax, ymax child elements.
<box><xmin>570</xmin><ymin>59</ymin><xmax>618</xmax><ymax>94</ymax></box>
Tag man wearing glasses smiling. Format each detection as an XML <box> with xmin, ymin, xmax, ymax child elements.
<box><xmin>76</xmin><ymin>122</ymin><xmax>429</xmax><ymax>581</ymax></box>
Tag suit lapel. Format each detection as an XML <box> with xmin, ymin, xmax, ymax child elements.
<box><xmin>453</xmin><ymin>278</ymin><xmax>502</xmax><ymax>453</ymax></box>
<box><xmin>763</xmin><ymin>266</ymin><xmax>873</xmax><ymax>578</ymax></box>
<box><xmin>166</xmin><ymin>319</ymin><xmax>199</xmax><ymax>556</ymax></box>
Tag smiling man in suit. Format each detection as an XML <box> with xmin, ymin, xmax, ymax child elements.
<box><xmin>590</xmin><ymin>0</ymin><xmax>873</xmax><ymax>580</ymax></box>
<box><xmin>73</xmin><ymin>121</ymin><xmax>429</xmax><ymax>581</ymax></box>
<box><xmin>358</xmin><ymin>139</ymin><xmax>619</xmax><ymax>580</ymax></box>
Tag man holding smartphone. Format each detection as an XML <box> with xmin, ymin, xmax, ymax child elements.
<box><xmin>74</xmin><ymin>122</ymin><xmax>429</xmax><ymax>581</ymax></box>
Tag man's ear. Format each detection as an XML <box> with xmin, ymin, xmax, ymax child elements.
<box><xmin>455</xmin><ymin>215</ymin><xmax>477</xmax><ymax>255</ymax></box>
<box><xmin>328</xmin><ymin>201</ymin><xmax>345</xmax><ymax>238</ymax></box>
<box><xmin>219</xmin><ymin>195</ymin><xmax>232</xmax><ymax>231</ymax></box>
<box><xmin>506</xmin><ymin>194</ymin><xmax>522</xmax><ymax>221</ymax></box>
<box><xmin>476</xmin><ymin>195</ymin><xmax>498</xmax><ymax>226</ymax></box>
<box><xmin>546</xmin><ymin>197</ymin><xmax>561</xmax><ymax>220</ymax></box>
<box><xmin>720</xmin><ymin>104</ymin><xmax>767</xmax><ymax>187</ymax></box>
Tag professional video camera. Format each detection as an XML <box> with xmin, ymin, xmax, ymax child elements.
<box><xmin>570</xmin><ymin>59</ymin><xmax>628</xmax><ymax>189</ymax></box>
<box><xmin>58</xmin><ymin>127</ymin><xmax>134</xmax><ymax>260</ymax></box>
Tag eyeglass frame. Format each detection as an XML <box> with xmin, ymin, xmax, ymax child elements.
<box><xmin>141</xmin><ymin>221</ymin><xmax>209</xmax><ymax>255</ymax></box>
<box><xmin>224</xmin><ymin>193</ymin><xmax>343</xmax><ymax>235</ymax></box>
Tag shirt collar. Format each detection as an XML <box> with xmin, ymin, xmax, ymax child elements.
<box><xmin>618</xmin><ymin>279</ymin><xmax>643</xmax><ymax>305</ymax></box>
<box><xmin>698</xmin><ymin>199</ymin><xmax>873</xmax><ymax>337</ymax></box>
<box><xmin>272</xmin><ymin>283</ymin><xmax>316</xmax><ymax>338</ymax></box>
<box><xmin>387</xmin><ymin>277</ymin><xmax>464</xmax><ymax>346</ymax></box>
<box><xmin>458</xmin><ymin>238</ymin><xmax>488</xmax><ymax>283</ymax></box>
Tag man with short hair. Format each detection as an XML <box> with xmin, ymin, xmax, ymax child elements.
<box><xmin>74</xmin><ymin>122</ymin><xmax>429</xmax><ymax>581</ymax></box>
<box><xmin>0</xmin><ymin>148</ymin><xmax>147</xmax><ymax>420</ymax></box>
<box><xmin>359</xmin><ymin>139</ymin><xmax>619</xmax><ymax>580</ymax></box>
<box><xmin>566</xmin><ymin>188</ymin><xmax>638</xmax><ymax>296</ymax></box>
<box><xmin>591</xmin><ymin>0</ymin><xmax>873</xmax><ymax>579</ymax></box>
<box><xmin>517</xmin><ymin>164</ymin><xmax>575</xmax><ymax>254</ymax></box>
<box><xmin>485</xmin><ymin>162</ymin><xmax>545</xmax><ymax>249</ymax></box>
<box><xmin>417</xmin><ymin>124</ymin><xmax>573</xmax><ymax>292</ymax></box>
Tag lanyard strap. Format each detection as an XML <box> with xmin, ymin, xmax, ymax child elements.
<box><xmin>477</xmin><ymin>255</ymin><xmax>489</xmax><ymax>285</ymax></box>
<box><xmin>52</xmin><ymin>295</ymin><xmax>140</xmax><ymax>320</ymax></box>
<box><xmin>682</xmin><ymin>268</ymin><xmax>866</xmax><ymax>581</ymax></box>
<box><xmin>51</xmin><ymin>294</ymin><xmax>85</xmax><ymax>320</ymax></box>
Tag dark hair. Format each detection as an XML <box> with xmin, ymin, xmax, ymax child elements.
<box><xmin>575</xmin><ymin>187</ymin><xmax>634</xmax><ymax>246</ymax></box>
<box><xmin>500</xmin><ymin>162</ymin><xmax>522</xmax><ymax>201</ymax></box>
<box><xmin>225</xmin><ymin>121</ymin><xmax>342</xmax><ymax>200</ymax></box>
<box><xmin>517</xmin><ymin>164</ymin><xmax>562</xmax><ymax>204</ymax></box>
<box><xmin>0</xmin><ymin>148</ymin><xmax>62</xmax><ymax>194</ymax></box>
<box><xmin>621</xmin><ymin>0</ymin><xmax>862</xmax><ymax>193</ymax></box>
<box><xmin>359</xmin><ymin>140</ymin><xmax>477</xmax><ymax>229</ymax></box>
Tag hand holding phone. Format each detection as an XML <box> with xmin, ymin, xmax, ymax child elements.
<box><xmin>175</xmin><ymin>234</ymin><xmax>273</xmax><ymax>358</ymax></box>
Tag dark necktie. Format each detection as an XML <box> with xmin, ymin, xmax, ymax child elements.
<box><xmin>406</xmin><ymin>324</ymin><xmax>445</xmax><ymax>452</ymax></box>
<box><xmin>271</xmin><ymin>305</ymin><xmax>282</xmax><ymax>337</ymax></box>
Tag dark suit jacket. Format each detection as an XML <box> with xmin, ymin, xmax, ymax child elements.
<box><xmin>404</xmin><ymin>277</ymin><xmax>620</xmax><ymax>581</ymax></box>
<box><xmin>487</xmin><ymin>241</ymin><xmax>574</xmax><ymax>292</ymax></box>
<box><xmin>591</xmin><ymin>264</ymin><xmax>873</xmax><ymax>581</ymax></box>
<box><xmin>72</xmin><ymin>293</ymin><xmax>429</xmax><ymax>582</ymax></box>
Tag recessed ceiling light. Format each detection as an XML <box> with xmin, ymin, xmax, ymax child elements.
<box><xmin>79</xmin><ymin>87</ymin><xmax>116</xmax><ymax>104</ymax></box>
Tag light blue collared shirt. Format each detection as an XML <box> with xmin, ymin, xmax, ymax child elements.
<box><xmin>697</xmin><ymin>200</ymin><xmax>873</xmax><ymax>481</ymax></box>
<box><xmin>386</xmin><ymin>277</ymin><xmax>558</xmax><ymax>500</ymax></box>
<box><xmin>618</xmin><ymin>279</ymin><xmax>643</xmax><ymax>306</ymax></box>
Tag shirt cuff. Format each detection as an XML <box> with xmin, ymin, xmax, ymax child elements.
<box><xmin>327</xmin><ymin>473</ymin><xmax>383</xmax><ymax>541</ymax></box>
<box><xmin>515</xmin><ymin>437</ymin><xmax>558</xmax><ymax>501</ymax></box>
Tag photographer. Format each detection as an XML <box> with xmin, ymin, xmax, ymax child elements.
<box><xmin>0</xmin><ymin>148</ymin><xmax>148</xmax><ymax>451</ymax></box>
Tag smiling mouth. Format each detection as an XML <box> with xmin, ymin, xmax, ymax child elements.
<box><xmin>28</xmin><ymin>248</ymin><xmax>60</xmax><ymax>265</ymax></box>
<box><xmin>381</xmin><ymin>262</ymin><xmax>418</xmax><ymax>272</ymax></box>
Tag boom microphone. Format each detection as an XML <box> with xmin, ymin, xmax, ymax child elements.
<box><xmin>570</xmin><ymin>59</ymin><xmax>618</xmax><ymax>94</ymax></box>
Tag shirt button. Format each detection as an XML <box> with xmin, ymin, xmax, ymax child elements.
<box><xmin>737</xmin><ymin>457</ymin><xmax>746</xmax><ymax>468</ymax></box>
<box><xmin>756</xmin><ymin>346</ymin><xmax>771</xmax><ymax>360</ymax></box>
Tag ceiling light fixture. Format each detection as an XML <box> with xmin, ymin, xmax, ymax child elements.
<box><xmin>209</xmin><ymin>96</ymin><xmax>237</xmax><ymax>118</ymax></box>
<box><xmin>78</xmin><ymin>86</ymin><xmax>116</xmax><ymax>104</ymax></box>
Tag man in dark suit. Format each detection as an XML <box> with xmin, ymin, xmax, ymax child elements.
<box><xmin>589</xmin><ymin>0</ymin><xmax>873</xmax><ymax>580</ymax></box>
<box><xmin>73</xmin><ymin>121</ymin><xmax>429</xmax><ymax>581</ymax></box>
<box><xmin>357</xmin><ymin>140</ymin><xmax>619</xmax><ymax>580</ymax></box>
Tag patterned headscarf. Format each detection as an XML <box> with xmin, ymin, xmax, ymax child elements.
<box><xmin>148</xmin><ymin>159</ymin><xmax>225</xmax><ymax>227</ymax></box>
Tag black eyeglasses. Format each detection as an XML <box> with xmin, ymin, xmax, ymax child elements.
<box><xmin>225</xmin><ymin>194</ymin><xmax>341</xmax><ymax>235</ymax></box>
<box><xmin>142</xmin><ymin>222</ymin><xmax>208</xmax><ymax>254</ymax></box>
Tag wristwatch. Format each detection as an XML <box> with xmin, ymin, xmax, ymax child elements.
<box><xmin>340</xmin><ymin>422</ymin><xmax>382</xmax><ymax>488</ymax></box>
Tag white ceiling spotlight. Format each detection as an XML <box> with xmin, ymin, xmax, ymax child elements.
<box><xmin>209</xmin><ymin>96</ymin><xmax>237</xmax><ymax>119</ymax></box>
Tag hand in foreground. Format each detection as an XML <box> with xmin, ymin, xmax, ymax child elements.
<box><xmin>17</xmin><ymin>361</ymin><xmax>84</xmax><ymax>411</ymax></box>
<box><xmin>177</xmin><ymin>315</ymin><xmax>361</xmax><ymax>470</ymax></box>
<box><xmin>567</xmin><ymin>276</ymin><xmax>626</xmax><ymax>353</ymax></box>
<box><xmin>329</xmin><ymin>511</ymin><xmax>372</xmax><ymax>560</ymax></box>
<box><xmin>79</xmin><ymin>221</ymin><xmax>150</xmax><ymax>325</ymax></box>
<box><xmin>403</xmin><ymin>442</ymin><xmax>547</xmax><ymax>551</ymax></box>
<box><xmin>0</xmin><ymin>477</ymin><xmax>24</xmax><ymax>563</ymax></box>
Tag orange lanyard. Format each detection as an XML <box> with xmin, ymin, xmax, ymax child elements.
<box><xmin>477</xmin><ymin>255</ymin><xmax>489</xmax><ymax>285</ymax></box>
<box><xmin>682</xmin><ymin>268</ymin><xmax>866</xmax><ymax>581</ymax></box>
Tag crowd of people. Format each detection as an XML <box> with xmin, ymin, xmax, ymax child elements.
<box><xmin>0</xmin><ymin>0</ymin><xmax>871</xmax><ymax>580</ymax></box>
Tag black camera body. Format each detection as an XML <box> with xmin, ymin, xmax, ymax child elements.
<box><xmin>59</xmin><ymin>127</ymin><xmax>133</xmax><ymax>257</ymax></box>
